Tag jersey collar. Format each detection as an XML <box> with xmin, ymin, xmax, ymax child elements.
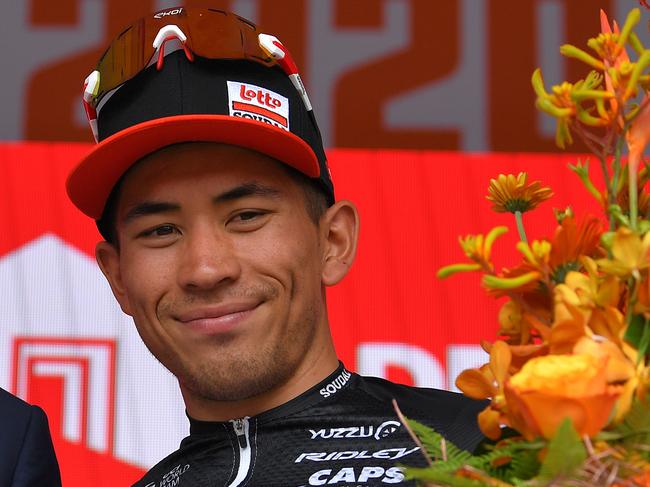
<box><xmin>188</xmin><ymin>361</ymin><xmax>354</xmax><ymax>435</ymax></box>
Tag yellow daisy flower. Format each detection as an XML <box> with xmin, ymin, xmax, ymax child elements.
<box><xmin>486</xmin><ymin>173</ymin><xmax>553</xmax><ymax>214</ymax></box>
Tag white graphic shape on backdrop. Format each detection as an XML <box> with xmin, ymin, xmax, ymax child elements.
<box><xmin>14</xmin><ymin>338</ymin><xmax>114</xmax><ymax>452</ymax></box>
<box><xmin>446</xmin><ymin>344</ymin><xmax>487</xmax><ymax>393</ymax></box>
<box><xmin>33</xmin><ymin>362</ymin><xmax>83</xmax><ymax>443</ymax></box>
<box><xmin>0</xmin><ymin>234</ymin><xmax>186</xmax><ymax>469</ymax></box>
<box><xmin>357</xmin><ymin>342</ymin><xmax>446</xmax><ymax>389</ymax></box>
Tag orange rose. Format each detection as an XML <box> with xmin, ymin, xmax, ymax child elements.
<box><xmin>504</xmin><ymin>354</ymin><xmax>621</xmax><ymax>440</ymax></box>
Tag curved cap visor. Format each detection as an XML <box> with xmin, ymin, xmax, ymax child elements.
<box><xmin>66</xmin><ymin>114</ymin><xmax>321</xmax><ymax>219</ymax></box>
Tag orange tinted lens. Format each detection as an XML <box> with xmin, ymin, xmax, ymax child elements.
<box><xmin>96</xmin><ymin>19</ymin><xmax>151</xmax><ymax>99</ymax></box>
<box><xmin>183</xmin><ymin>9</ymin><xmax>272</xmax><ymax>65</ymax></box>
<box><xmin>94</xmin><ymin>8</ymin><xmax>273</xmax><ymax>103</ymax></box>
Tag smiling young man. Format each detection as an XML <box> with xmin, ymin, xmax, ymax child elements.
<box><xmin>66</xmin><ymin>7</ymin><xmax>485</xmax><ymax>486</ymax></box>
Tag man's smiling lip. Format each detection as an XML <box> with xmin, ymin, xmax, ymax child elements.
<box><xmin>174</xmin><ymin>302</ymin><xmax>262</xmax><ymax>333</ymax></box>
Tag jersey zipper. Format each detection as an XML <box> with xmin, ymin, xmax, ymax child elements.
<box><xmin>227</xmin><ymin>417</ymin><xmax>252</xmax><ymax>486</ymax></box>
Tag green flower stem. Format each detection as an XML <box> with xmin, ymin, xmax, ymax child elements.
<box><xmin>630</xmin><ymin>163</ymin><xmax>639</xmax><ymax>231</ymax></box>
<box><xmin>638</xmin><ymin>317</ymin><xmax>650</xmax><ymax>364</ymax></box>
<box><xmin>599</xmin><ymin>155</ymin><xmax>616</xmax><ymax>231</ymax></box>
<box><xmin>514</xmin><ymin>211</ymin><xmax>528</xmax><ymax>243</ymax></box>
<box><xmin>612</xmin><ymin>135</ymin><xmax>625</xmax><ymax>231</ymax></box>
<box><xmin>627</xmin><ymin>276</ymin><xmax>638</xmax><ymax>327</ymax></box>
<box><xmin>612</xmin><ymin>133</ymin><xmax>625</xmax><ymax>198</ymax></box>
<box><xmin>598</xmin><ymin>155</ymin><xmax>612</xmax><ymax>194</ymax></box>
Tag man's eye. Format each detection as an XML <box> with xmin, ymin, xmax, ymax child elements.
<box><xmin>228</xmin><ymin>210</ymin><xmax>269</xmax><ymax>228</ymax></box>
<box><xmin>141</xmin><ymin>225</ymin><xmax>177</xmax><ymax>237</ymax></box>
<box><xmin>236</xmin><ymin>211</ymin><xmax>262</xmax><ymax>221</ymax></box>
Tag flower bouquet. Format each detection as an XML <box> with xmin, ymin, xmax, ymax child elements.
<box><xmin>399</xmin><ymin>6</ymin><xmax>650</xmax><ymax>487</ymax></box>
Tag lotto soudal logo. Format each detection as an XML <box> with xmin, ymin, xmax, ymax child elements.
<box><xmin>319</xmin><ymin>369</ymin><xmax>351</xmax><ymax>398</ymax></box>
<box><xmin>295</xmin><ymin>446</ymin><xmax>419</xmax><ymax>463</ymax></box>
<box><xmin>309</xmin><ymin>420</ymin><xmax>401</xmax><ymax>440</ymax></box>
<box><xmin>227</xmin><ymin>81</ymin><xmax>290</xmax><ymax>131</ymax></box>
<box><xmin>154</xmin><ymin>8</ymin><xmax>183</xmax><ymax>19</ymax></box>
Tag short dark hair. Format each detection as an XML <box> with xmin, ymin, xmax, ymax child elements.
<box><xmin>279</xmin><ymin>163</ymin><xmax>329</xmax><ymax>225</ymax></box>
<box><xmin>96</xmin><ymin>151</ymin><xmax>330</xmax><ymax>246</ymax></box>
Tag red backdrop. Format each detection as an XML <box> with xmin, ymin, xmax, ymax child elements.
<box><xmin>0</xmin><ymin>143</ymin><xmax>604</xmax><ymax>485</ymax></box>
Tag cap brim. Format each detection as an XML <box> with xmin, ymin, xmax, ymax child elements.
<box><xmin>67</xmin><ymin>114</ymin><xmax>321</xmax><ymax>219</ymax></box>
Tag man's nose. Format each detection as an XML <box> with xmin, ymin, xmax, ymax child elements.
<box><xmin>177</xmin><ymin>224</ymin><xmax>241</xmax><ymax>291</ymax></box>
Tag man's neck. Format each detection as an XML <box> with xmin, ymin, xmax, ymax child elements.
<box><xmin>180</xmin><ymin>344</ymin><xmax>339</xmax><ymax>421</ymax></box>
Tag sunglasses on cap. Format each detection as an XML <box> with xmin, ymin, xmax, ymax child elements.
<box><xmin>82</xmin><ymin>6</ymin><xmax>312</xmax><ymax>142</ymax></box>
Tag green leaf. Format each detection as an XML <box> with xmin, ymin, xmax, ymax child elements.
<box><xmin>622</xmin><ymin>397</ymin><xmax>650</xmax><ymax>431</ymax></box>
<box><xmin>639</xmin><ymin>322</ymin><xmax>650</xmax><ymax>363</ymax></box>
<box><xmin>403</xmin><ymin>416</ymin><xmax>548</xmax><ymax>485</ymax></box>
<box><xmin>593</xmin><ymin>430</ymin><xmax>624</xmax><ymax>442</ymax></box>
<box><xmin>624</xmin><ymin>314</ymin><xmax>648</xmax><ymax>353</ymax></box>
<box><xmin>537</xmin><ymin>419</ymin><xmax>586</xmax><ymax>481</ymax></box>
<box><xmin>472</xmin><ymin>438</ymin><xmax>543</xmax><ymax>483</ymax></box>
<box><xmin>404</xmin><ymin>467</ymin><xmax>485</xmax><ymax>486</ymax></box>
<box><xmin>506</xmin><ymin>448</ymin><xmax>540</xmax><ymax>481</ymax></box>
<box><xmin>611</xmin><ymin>393</ymin><xmax>650</xmax><ymax>456</ymax></box>
<box><xmin>406</xmin><ymin>418</ymin><xmax>472</xmax><ymax>465</ymax></box>
<box><xmin>639</xmin><ymin>220</ymin><xmax>650</xmax><ymax>234</ymax></box>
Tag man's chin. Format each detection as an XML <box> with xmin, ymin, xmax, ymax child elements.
<box><xmin>175</xmin><ymin>353</ymin><xmax>295</xmax><ymax>403</ymax></box>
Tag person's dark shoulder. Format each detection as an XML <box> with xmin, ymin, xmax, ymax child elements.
<box><xmin>0</xmin><ymin>387</ymin><xmax>62</xmax><ymax>486</ymax></box>
<box><xmin>0</xmin><ymin>387</ymin><xmax>42</xmax><ymax>444</ymax></box>
<box><xmin>352</xmin><ymin>374</ymin><xmax>488</xmax><ymax>452</ymax></box>
<box><xmin>0</xmin><ymin>387</ymin><xmax>32</xmax><ymax>420</ymax></box>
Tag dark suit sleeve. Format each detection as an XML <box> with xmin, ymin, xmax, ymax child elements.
<box><xmin>10</xmin><ymin>405</ymin><xmax>62</xmax><ymax>487</ymax></box>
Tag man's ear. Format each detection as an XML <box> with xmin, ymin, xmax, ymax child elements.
<box><xmin>95</xmin><ymin>241</ymin><xmax>133</xmax><ymax>316</ymax></box>
<box><xmin>320</xmin><ymin>200</ymin><xmax>359</xmax><ymax>286</ymax></box>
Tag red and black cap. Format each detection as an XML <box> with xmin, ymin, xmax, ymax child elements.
<box><xmin>66</xmin><ymin>8</ymin><xmax>333</xmax><ymax>221</ymax></box>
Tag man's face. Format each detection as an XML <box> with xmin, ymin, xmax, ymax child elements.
<box><xmin>99</xmin><ymin>143</ymin><xmax>332</xmax><ymax>402</ymax></box>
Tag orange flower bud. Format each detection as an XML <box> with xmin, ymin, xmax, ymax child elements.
<box><xmin>478</xmin><ymin>406</ymin><xmax>503</xmax><ymax>441</ymax></box>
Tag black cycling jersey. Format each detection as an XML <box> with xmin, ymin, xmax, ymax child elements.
<box><xmin>134</xmin><ymin>362</ymin><xmax>486</xmax><ymax>487</ymax></box>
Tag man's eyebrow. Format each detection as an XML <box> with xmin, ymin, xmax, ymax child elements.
<box><xmin>213</xmin><ymin>182</ymin><xmax>282</xmax><ymax>203</ymax></box>
<box><xmin>122</xmin><ymin>201</ymin><xmax>181</xmax><ymax>224</ymax></box>
<box><xmin>121</xmin><ymin>183</ymin><xmax>281</xmax><ymax>223</ymax></box>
